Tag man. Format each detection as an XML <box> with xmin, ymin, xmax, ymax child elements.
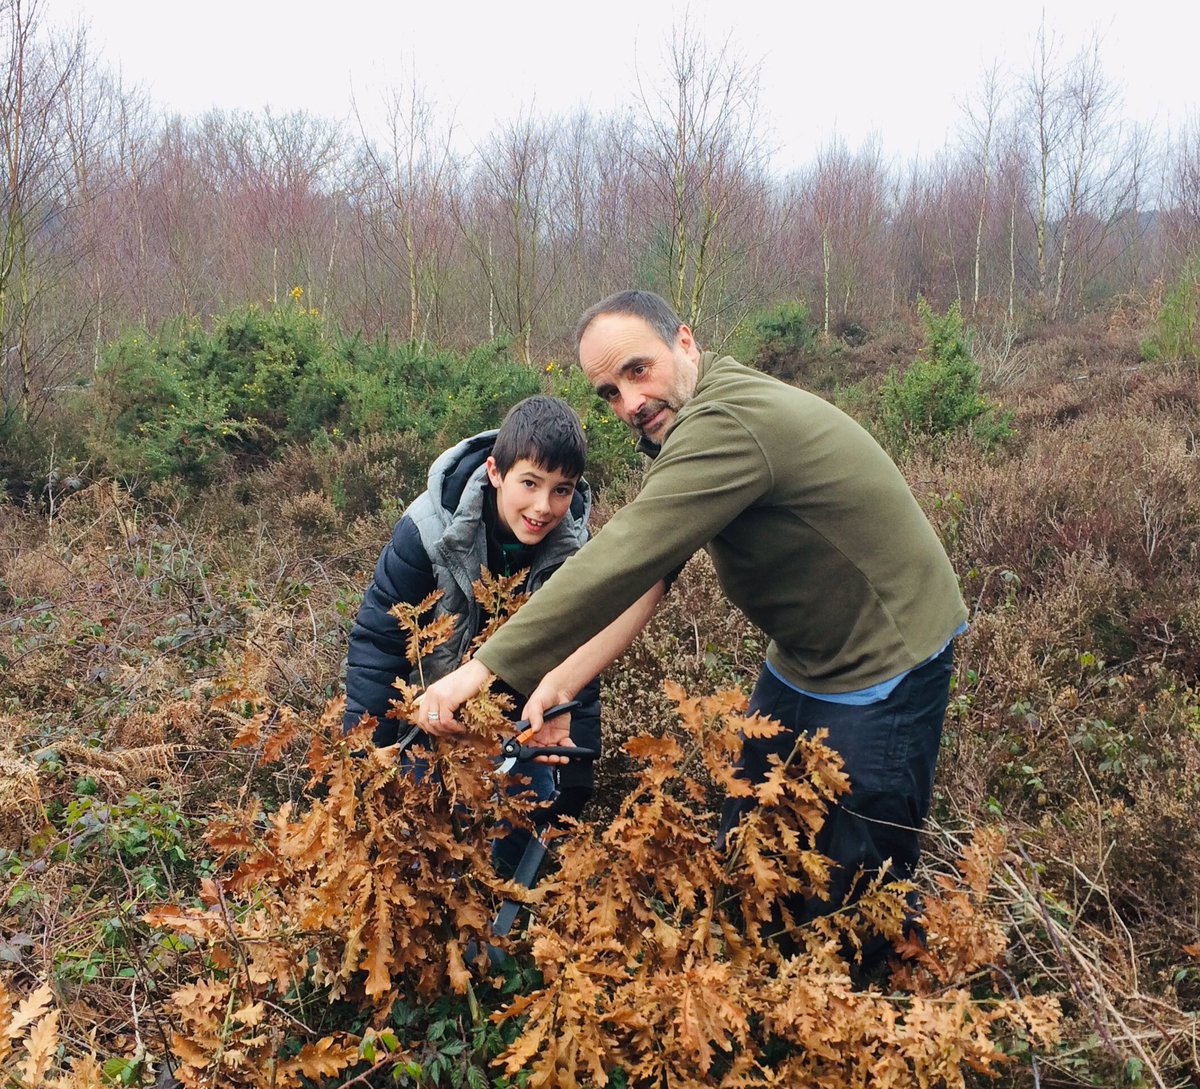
<box><xmin>419</xmin><ymin>289</ymin><xmax>967</xmax><ymax>933</ymax></box>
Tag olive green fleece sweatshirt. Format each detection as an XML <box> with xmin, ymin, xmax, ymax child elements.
<box><xmin>475</xmin><ymin>352</ymin><xmax>968</xmax><ymax>696</ymax></box>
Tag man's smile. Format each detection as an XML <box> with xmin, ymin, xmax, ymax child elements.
<box><xmin>635</xmin><ymin>401</ymin><xmax>672</xmax><ymax>437</ymax></box>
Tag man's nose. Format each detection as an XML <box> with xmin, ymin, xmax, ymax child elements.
<box><xmin>619</xmin><ymin>387</ymin><xmax>644</xmax><ymax>421</ymax></box>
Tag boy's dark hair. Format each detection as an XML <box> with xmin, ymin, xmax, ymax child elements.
<box><xmin>575</xmin><ymin>289</ymin><xmax>685</xmax><ymax>350</ymax></box>
<box><xmin>491</xmin><ymin>395</ymin><xmax>587</xmax><ymax>479</ymax></box>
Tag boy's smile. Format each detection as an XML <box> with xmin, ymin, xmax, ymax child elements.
<box><xmin>486</xmin><ymin>456</ymin><xmax>578</xmax><ymax>546</ymax></box>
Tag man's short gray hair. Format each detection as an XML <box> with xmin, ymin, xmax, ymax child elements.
<box><xmin>575</xmin><ymin>290</ymin><xmax>685</xmax><ymax>350</ymax></box>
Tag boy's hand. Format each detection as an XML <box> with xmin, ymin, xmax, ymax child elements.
<box><xmin>418</xmin><ymin>659</ymin><xmax>492</xmax><ymax>737</ymax></box>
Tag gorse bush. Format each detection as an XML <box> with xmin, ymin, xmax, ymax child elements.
<box><xmin>1140</xmin><ymin>258</ymin><xmax>1200</xmax><ymax>366</ymax></box>
<box><xmin>78</xmin><ymin>299</ymin><xmax>640</xmax><ymax>498</ymax></box>
<box><xmin>876</xmin><ymin>298</ymin><xmax>1013</xmax><ymax>455</ymax></box>
<box><xmin>86</xmin><ymin>301</ymin><xmax>333</xmax><ymax>486</ymax></box>
<box><xmin>730</xmin><ymin>300</ymin><xmax>819</xmax><ymax>371</ymax></box>
<box><xmin>320</xmin><ymin>335</ymin><xmax>542</xmax><ymax>443</ymax></box>
<box><xmin>85</xmin><ymin>300</ymin><xmax>544</xmax><ymax>488</ymax></box>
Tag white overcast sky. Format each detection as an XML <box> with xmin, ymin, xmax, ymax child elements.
<box><xmin>47</xmin><ymin>0</ymin><xmax>1200</xmax><ymax>174</ymax></box>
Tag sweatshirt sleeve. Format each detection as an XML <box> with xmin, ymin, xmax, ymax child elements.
<box><xmin>476</xmin><ymin>404</ymin><xmax>772</xmax><ymax>693</ymax></box>
<box><xmin>343</xmin><ymin>515</ymin><xmax>436</xmax><ymax>739</ymax></box>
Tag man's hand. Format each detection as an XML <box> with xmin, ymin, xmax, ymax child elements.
<box><xmin>520</xmin><ymin>683</ymin><xmax>577</xmax><ymax>764</ymax></box>
<box><xmin>417</xmin><ymin>658</ymin><xmax>493</xmax><ymax>737</ymax></box>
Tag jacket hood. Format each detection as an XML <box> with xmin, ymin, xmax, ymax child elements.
<box><xmin>426</xmin><ymin>430</ymin><xmax>498</xmax><ymax>514</ymax></box>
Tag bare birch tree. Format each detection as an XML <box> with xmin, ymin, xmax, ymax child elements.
<box><xmin>961</xmin><ymin>63</ymin><xmax>1004</xmax><ymax>316</ymax></box>
<box><xmin>56</xmin><ymin>36</ymin><xmax>151</xmax><ymax>366</ymax></box>
<box><xmin>1025</xmin><ymin>22</ymin><xmax>1067</xmax><ymax>309</ymax></box>
<box><xmin>631</xmin><ymin>23</ymin><xmax>772</xmax><ymax>334</ymax></box>
<box><xmin>1</xmin><ymin>0</ymin><xmax>86</xmax><ymax>421</ymax></box>
<box><xmin>1161</xmin><ymin>115</ymin><xmax>1200</xmax><ymax>270</ymax></box>
<box><xmin>1050</xmin><ymin>37</ymin><xmax>1112</xmax><ymax>317</ymax></box>
<box><xmin>455</xmin><ymin>111</ymin><xmax>561</xmax><ymax>364</ymax></box>
<box><xmin>1018</xmin><ymin>25</ymin><xmax>1148</xmax><ymax>318</ymax></box>
<box><xmin>802</xmin><ymin>137</ymin><xmax>889</xmax><ymax>335</ymax></box>
<box><xmin>352</xmin><ymin>78</ymin><xmax>455</xmax><ymax>342</ymax></box>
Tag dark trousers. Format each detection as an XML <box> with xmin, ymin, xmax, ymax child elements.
<box><xmin>718</xmin><ymin>642</ymin><xmax>955</xmax><ymax>936</ymax></box>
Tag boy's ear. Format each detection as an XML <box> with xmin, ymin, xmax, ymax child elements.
<box><xmin>485</xmin><ymin>455</ymin><xmax>503</xmax><ymax>488</ymax></box>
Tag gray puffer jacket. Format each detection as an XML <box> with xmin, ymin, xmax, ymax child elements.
<box><xmin>405</xmin><ymin>431</ymin><xmax>592</xmax><ymax>683</ymax></box>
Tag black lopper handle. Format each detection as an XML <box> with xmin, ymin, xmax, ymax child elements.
<box><xmin>509</xmin><ymin>744</ymin><xmax>599</xmax><ymax>762</ymax></box>
<box><xmin>499</xmin><ymin>700</ymin><xmax>585</xmax><ymax>762</ymax></box>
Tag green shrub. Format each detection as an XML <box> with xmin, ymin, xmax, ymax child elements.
<box><xmin>317</xmin><ymin>335</ymin><xmax>541</xmax><ymax>445</ymax></box>
<box><xmin>88</xmin><ymin>326</ymin><xmax>243</xmax><ymax>487</ymax></box>
<box><xmin>86</xmin><ymin>304</ymin><xmax>545</xmax><ymax>490</ymax></box>
<box><xmin>194</xmin><ymin>303</ymin><xmax>331</xmax><ymax>449</ymax></box>
<box><xmin>876</xmin><ymin>298</ymin><xmax>1013</xmax><ymax>456</ymax></box>
<box><xmin>731</xmin><ymin>301</ymin><xmax>818</xmax><ymax>370</ymax></box>
<box><xmin>1141</xmin><ymin>259</ymin><xmax>1200</xmax><ymax>365</ymax></box>
<box><xmin>83</xmin><ymin>299</ymin><xmax>642</xmax><ymax>498</ymax></box>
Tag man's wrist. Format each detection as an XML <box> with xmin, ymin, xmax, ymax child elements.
<box><xmin>463</xmin><ymin>657</ymin><xmax>494</xmax><ymax>687</ymax></box>
<box><xmin>545</xmin><ymin>667</ymin><xmax>581</xmax><ymax>703</ymax></box>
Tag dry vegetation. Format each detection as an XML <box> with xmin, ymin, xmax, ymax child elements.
<box><xmin>2</xmin><ymin>318</ymin><xmax>1199</xmax><ymax>1087</ymax></box>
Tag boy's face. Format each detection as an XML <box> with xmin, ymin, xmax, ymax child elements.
<box><xmin>485</xmin><ymin>456</ymin><xmax>578</xmax><ymax>545</ymax></box>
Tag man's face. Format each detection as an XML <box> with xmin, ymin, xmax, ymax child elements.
<box><xmin>579</xmin><ymin>313</ymin><xmax>700</xmax><ymax>445</ymax></box>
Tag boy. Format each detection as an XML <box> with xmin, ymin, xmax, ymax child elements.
<box><xmin>343</xmin><ymin>395</ymin><xmax>601</xmax><ymax>827</ymax></box>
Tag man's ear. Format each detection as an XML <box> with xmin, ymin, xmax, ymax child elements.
<box><xmin>485</xmin><ymin>455</ymin><xmax>503</xmax><ymax>488</ymax></box>
<box><xmin>676</xmin><ymin>323</ymin><xmax>701</xmax><ymax>363</ymax></box>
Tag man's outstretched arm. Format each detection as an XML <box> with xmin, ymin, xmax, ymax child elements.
<box><xmin>417</xmin><ymin>581</ymin><xmax>665</xmax><ymax>745</ymax></box>
<box><xmin>520</xmin><ymin>580</ymin><xmax>665</xmax><ymax>749</ymax></box>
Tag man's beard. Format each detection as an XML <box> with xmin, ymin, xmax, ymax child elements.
<box><xmin>632</xmin><ymin>399</ymin><xmax>673</xmax><ymax>440</ymax></box>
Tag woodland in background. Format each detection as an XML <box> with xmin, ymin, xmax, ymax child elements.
<box><xmin>3</xmin><ymin>1</ymin><xmax>1200</xmax><ymax>1087</ymax></box>
<box><xmin>4</xmin><ymin>0</ymin><xmax>1200</xmax><ymax>457</ymax></box>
